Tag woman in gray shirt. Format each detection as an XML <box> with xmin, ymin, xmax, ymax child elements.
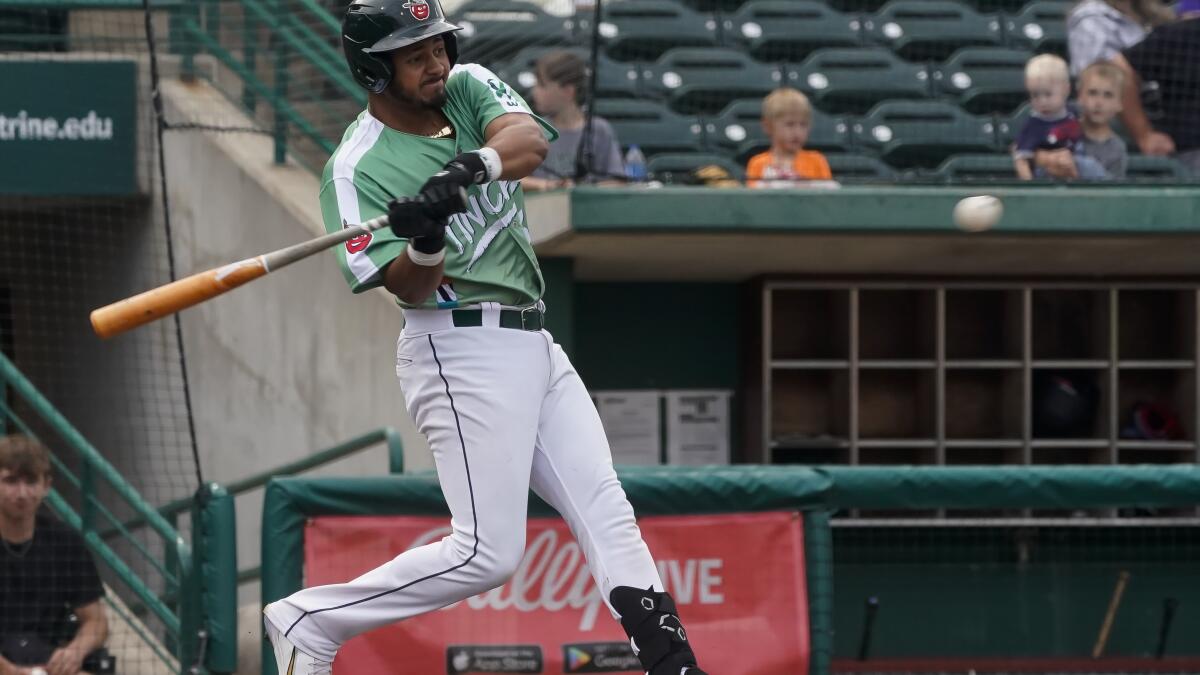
<box><xmin>1067</xmin><ymin>0</ymin><xmax>1173</xmax><ymax>75</ymax></box>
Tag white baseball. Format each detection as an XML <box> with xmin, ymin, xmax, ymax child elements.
<box><xmin>953</xmin><ymin>195</ymin><xmax>1003</xmax><ymax>232</ymax></box>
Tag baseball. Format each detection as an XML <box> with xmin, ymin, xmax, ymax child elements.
<box><xmin>953</xmin><ymin>195</ymin><xmax>1003</xmax><ymax>232</ymax></box>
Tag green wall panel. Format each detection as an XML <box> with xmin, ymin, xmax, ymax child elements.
<box><xmin>573</xmin><ymin>282</ymin><xmax>741</xmax><ymax>390</ymax></box>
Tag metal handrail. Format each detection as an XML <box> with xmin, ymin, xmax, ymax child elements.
<box><xmin>0</xmin><ymin>352</ymin><xmax>194</xmax><ymax>646</ymax></box>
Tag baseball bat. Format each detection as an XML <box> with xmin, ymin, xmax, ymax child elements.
<box><xmin>1092</xmin><ymin>570</ymin><xmax>1130</xmax><ymax>658</ymax></box>
<box><xmin>857</xmin><ymin>596</ymin><xmax>879</xmax><ymax>661</ymax></box>
<box><xmin>90</xmin><ymin>190</ymin><xmax>463</xmax><ymax>339</ymax></box>
<box><xmin>1155</xmin><ymin>597</ymin><xmax>1178</xmax><ymax>658</ymax></box>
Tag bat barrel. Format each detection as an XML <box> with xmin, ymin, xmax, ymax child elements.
<box><xmin>91</xmin><ymin>258</ymin><xmax>267</xmax><ymax>338</ymax></box>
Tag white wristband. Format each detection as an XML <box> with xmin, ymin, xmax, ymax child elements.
<box><xmin>474</xmin><ymin>147</ymin><xmax>503</xmax><ymax>183</ymax></box>
<box><xmin>406</xmin><ymin>245</ymin><xmax>445</xmax><ymax>267</ymax></box>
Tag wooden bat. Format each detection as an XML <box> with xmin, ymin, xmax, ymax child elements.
<box><xmin>90</xmin><ymin>189</ymin><xmax>463</xmax><ymax>339</ymax></box>
<box><xmin>1092</xmin><ymin>570</ymin><xmax>1130</xmax><ymax>658</ymax></box>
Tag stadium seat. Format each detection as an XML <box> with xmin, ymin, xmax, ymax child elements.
<box><xmin>582</xmin><ymin>1</ymin><xmax>720</xmax><ymax>62</ymax></box>
<box><xmin>450</xmin><ymin>0</ymin><xmax>573</xmax><ymax>63</ymax></box>
<box><xmin>594</xmin><ymin>98</ymin><xmax>707</xmax><ymax>156</ymax></box>
<box><xmin>642</xmin><ymin>48</ymin><xmax>783</xmax><ymax>115</ymax></box>
<box><xmin>708</xmin><ymin>98</ymin><xmax>853</xmax><ymax>161</ymax></box>
<box><xmin>853</xmin><ymin>100</ymin><xmax>1000</xmax><ymax>167</ymax></box>
<box><xmin>491</xmin><ymin>46</ymin><xmax>642</xmax><ymax>99</ymax></box>
<box><xmin>826</xmin><ymin>153</ymin><xmax>898</xmax><ymax>180</ymax></box>
<box><xmin>863</xmin><ymin>0</ymin><xmax>1004</xmax><ymax>62</ymax></box>
<box><xmin>646</xmin><ymin>153</ymin><xmax>747</xmax><ymax>184</ymax></box>
<box><xmin>1126</xmin><ymin>156</ymin><xmax>1195</xmax><ymax>181</ymax></box>
<box><xmin>994</xmin><ymin>101</ymin><xmax>1028</xmax><ymax>149</ymax></box>
<box><xmin>934</xmin><ymin>47</ymin><xmax>1032</xmax><ymax>115</ymax></box>
<box><xmin>1004</xmin><ymin>0</ymin><xmax>1070</xmax><ymax>56</ymax></box>
<box><xmin>726</xmin><ymin>0</ymin><xmax>863</xmax><ymax>62</ymax></box>
<box><xmin>932</xmin><ymin>153</ymin><xmax>1018</xmax><ymax>181</ymax></box>
<box><xmin>786</xmin><ymin>48</ymin><xmax>931</xmax><ymax>115</ymax></box>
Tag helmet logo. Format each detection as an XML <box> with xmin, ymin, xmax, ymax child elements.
<box><xmin>403</xmin><ymin>0</ymin><xmax>430</xmax><ymax>20</ymax></box>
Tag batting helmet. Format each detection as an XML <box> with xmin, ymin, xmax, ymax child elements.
<box><xmin>342</xmin><ymin>0</ymin><xmax>461</xmax><ymax>94</ymax></box>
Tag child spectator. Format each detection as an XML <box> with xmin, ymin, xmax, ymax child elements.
<box><xmin>1013</xmin><ymin>54</ymin><xmax>1108</xmax><ymax>180</ymax></box>
<box><xmin>524</xmin><ymin>51</ymin><xmax>624</xmax><ymax>191</ymax></box>
<box><xmin>746</xmin><ymin>88</ymin><xmax>832</xmax><ymax>188</ymax></box>
<box><xmin>1075</xmin><ymin>61</ymin><xmax>1128</xmax><ymax>178</ymax></box>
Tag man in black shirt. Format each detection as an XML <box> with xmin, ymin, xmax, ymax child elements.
<box><xmin>0</xmin><ymin>435</ymin><xmax>107</xmax><ymax>675</ymax></box>
<box><xmin>1113</xmin><ymin>5</ymin><xmax>1200</xmax><ymax>173</ymax></box>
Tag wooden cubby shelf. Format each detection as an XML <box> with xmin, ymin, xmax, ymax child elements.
<box><xmin>754</xmin><ymin>282</ymin><xmax>1200</xmax><ymax>470</ymax></box>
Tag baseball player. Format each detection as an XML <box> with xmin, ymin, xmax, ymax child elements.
<box><xmin>261</xmin><ymin>2</ymin><xmax>708</xmax><ymax>674</ymax></box>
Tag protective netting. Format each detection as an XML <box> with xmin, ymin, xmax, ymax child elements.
<box><xmin>1</xmin><ymin>5</ymin><xmax>200</xmax><ymax>673</ymax></box>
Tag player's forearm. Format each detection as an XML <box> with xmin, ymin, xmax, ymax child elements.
<box><xmin>384</xmin><ymin>253</ymin><xmax>444</xmax><ymax>305</ymax></box>
<box><xmin>0</xmin><ymin>654</ymin><xmax>19</xmax><ymax>675</ymax></box>
<box><xmin>485</xmin><ymin>124</ymin><xmax>549</xmax><ymax>180</ymax></box>
<box><xmin>1112</xmin><ymin>54</ymin><xmax>1154</xmax><ymax>142</ymax></box>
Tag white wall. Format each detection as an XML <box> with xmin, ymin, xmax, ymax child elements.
<box><xmin>158</xmin><ymin>80</ymin><xmax>431</xmax><ymax>607</ymax></box>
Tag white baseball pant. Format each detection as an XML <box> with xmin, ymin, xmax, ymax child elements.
<box><xmin>264</xmin><ymin>304</ymin><xmax>664</xmax><ymax>662</ymax></box>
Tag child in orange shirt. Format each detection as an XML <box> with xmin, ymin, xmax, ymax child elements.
<box><xmin>746</xmin><ymin>88</ymin><xmax>833</xmax><ymax>188</ymax></box>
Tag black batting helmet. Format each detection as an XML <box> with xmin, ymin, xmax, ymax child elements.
<box><xmin>342</xmin><ymin>0</ymin><xmax>461</xmax><ymax>94</ymax></box>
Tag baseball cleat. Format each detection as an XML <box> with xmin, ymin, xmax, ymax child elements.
<box><xmin>264</xmin><ymin>609</ymin><xmax>332</xmax><ymax>675</ymax></box>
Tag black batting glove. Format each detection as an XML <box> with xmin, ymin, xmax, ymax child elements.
<box><xmin>387</xmin><ymin>185</ymin><xmax>469</xmax><ymax>254</ymax></box>
<box><xmin>419</xmin><ymin>151</ymin><xmax>489</xmax><ymax>205</ymax></box>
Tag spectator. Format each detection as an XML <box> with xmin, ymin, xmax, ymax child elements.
<box><xmin>1013</xmin><ymin>54</ymin><xmax>1107</xmax><ymax>180</ymax></box>
<box><xmin>523</xmin><ymin>51</ymin><xmax>624</xmax><ymax>191</ymax></box>
<box><xmin>0</xmin><ymin>435</ymin><xmax>108</xmax><ymax>675</ymax></box>
<box><xmin>746</xmin><ymin>88</ymin><xmax>832</xmax><ymax>188</ymax></box>
<box><xmin>1111</xmin><ymin>3</ymin><xmax>1200</xmax><ymax>173</ymax></box>
<box><xmin>1075</xmin><ymin>61</ymin><xmax>1128</xmax><ymax>178</ymax></box>
<box><xmin>1067</xmin><ymin>0</ymin><xmax>1173</xmax><ymax>76</ymax></box>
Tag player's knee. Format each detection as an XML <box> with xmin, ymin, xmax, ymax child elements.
<box><xmin>475</xmin><ymin>540</ymin><xmax>525</xmax><ymax>588</ymax></box>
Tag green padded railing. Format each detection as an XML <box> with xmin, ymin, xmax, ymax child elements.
<box><xmin>0</xmin><ymin>351</ymin><xmax>215</xmax><ymax>673</ymax></box>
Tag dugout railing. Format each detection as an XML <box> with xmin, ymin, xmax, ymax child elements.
<box><xmin>260</xmin><ymin>464</ymin><xmax>1200</xmax><ymax>675</ymax></box>
<box><xmin>0</xmin><ymin>351</ymin><xmax>237</xmax><ymax>674</ymax></box>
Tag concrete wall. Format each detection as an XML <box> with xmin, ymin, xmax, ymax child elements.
<box><xmin>158</xmin><ymin>80</ymin><xmax>431</xmax><ymax>660</ymax></box>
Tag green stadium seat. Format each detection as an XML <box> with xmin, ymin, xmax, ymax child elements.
<box><xmin>934</xmin><ymin>47</ymin><xmax>1032</xmax><ymax>115</ymax></box>
<box><xmin>708</xmin><ymin>98</ymin><xmax>853</xmax><ymax>162</ymax></box>
<box><xmin>994</xmin><ymin>101</ymin><xmax>1028</xmax><ymax>149</ymax></box>
<box><xmin>932</xmin><ymin>153</ymin><xmax>1018</xmax><ymax>181</ymax></box>
<box><xmin>594</xmin><ymin>98</ymin><xmax>707</xmax><ymax>156</ymax></box>
<box><xmin>583</xmin><ymin>1</ymin><xmax>720</xmax><ymax>62</ymax></box>
<box><xmin>646</xmin><ymin>153</ymin><xmax>747</xmax><ymax>183</ymax></box>
<box><xmin>1004</xmin><ymin>0</ymin><xmax>1070</xmax><ymax>56</ymax></box>
<box><xmin>1126</xmin><ymin>156</ymin><xmax>1195</xmax><ymax>181</ymax></box>
<box><xmin>491</xmin><ymin>46</ymin><xmax>642</xmax><ymax>99</ymax></box>
<box><xmin>786</xmin><ymin>48</ymin><xmax>931</xmax><ymax>115</ymax></box>
<box><xmin>643</xmin><ymin>48</ymin><xmax>783</xmax><ymax>115</ymax></box>
<box><xmin>726</xmin><ymin>0</ymin><xmax>863</xmax><ymax>62</ymax></box>
<box><xmin>853</xmin><ymin>100</ymin><xmax>1000</xmax><ymax>167</ymax></box>
<box><xmin>826</xmin><ymin>153</ymin><xmax>898</xmax><ymax>180</ymax></box>
<box><xmin>863</xmin><ymin>0</ymin><xmax>1004</xmax><ymax>62</ymax></box>
<box><xmin>451</xmin><ymin>0</ymin><xmax>573</xmax><ymax>63</ymax></box>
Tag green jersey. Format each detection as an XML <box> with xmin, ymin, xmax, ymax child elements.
<box><xmin>319</xmin><ymin>63</ymin><xmax>557</xmax><ymax>309</ymax></box>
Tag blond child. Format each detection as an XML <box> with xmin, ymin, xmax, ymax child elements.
<box><xmin>1014</xmin><ymin>54</ymin><xmax>1107</xmax><ymax>180</ymax></box>
<box><xmin>746</xmin><ymin>88</ymin><xmax>832</xmax><ymax>187</ymax></box>
<box><xmin>1074</xmin><ymin>61</ymin><xmax>1127</xmax><ymax>178</ymax></box>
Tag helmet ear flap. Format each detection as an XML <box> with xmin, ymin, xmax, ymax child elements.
<box><xmin>357</xmin><ymin>51</ymin><xmax>394</xmax><ymax>93</ymax></box>
<box><xmin>443</xmin><ymin>31</ymin><xmax>458</xmax><ymax>66</ymax></box>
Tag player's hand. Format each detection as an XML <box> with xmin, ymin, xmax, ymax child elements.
<box><xmin>1138</xmin><ymin>131</ymin><xmax>1176</xmax><ymax>156</ymax></box>
<box><xmin>419</xmin><ymin>151</ymin><xmax>491</xmax><ymax>205</ymax></box>
<box><xmin>44</xmin><ymin>645</ymin><xmax>84</xmax><ymax>675</ymax></box>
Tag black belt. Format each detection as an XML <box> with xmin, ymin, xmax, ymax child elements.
<box><xmin>451</xmin><ymin>306</ymin><xmax>544</xmax><ymax>331</ymax></box>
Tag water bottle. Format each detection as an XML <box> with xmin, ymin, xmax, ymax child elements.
<box><xmin>624</xmin><ymin>144</ymin><xmax>647</xmax><ymax>182</ymax></box>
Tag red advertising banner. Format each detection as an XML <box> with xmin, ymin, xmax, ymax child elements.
<box><xmin>305</xmin><ymin>511</ymin><xmax>809</xmax><ymax>674</ymax></box>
